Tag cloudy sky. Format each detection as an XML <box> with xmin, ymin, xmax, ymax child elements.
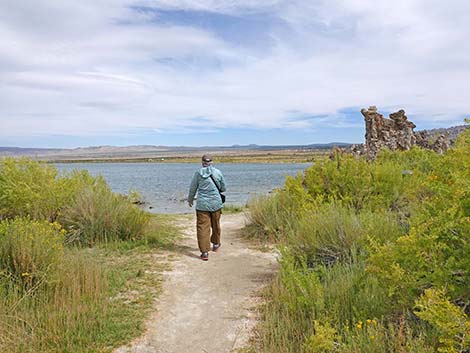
<box><xmin>1</xmin><ymin>0</ymin><xmax>469</xmax><ymax>147</ymax></box>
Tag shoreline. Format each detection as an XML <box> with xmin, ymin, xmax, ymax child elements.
<box><xmin>2</xmin><ymin>149</ymin><xmax>329</xmax><ymax>164</ymax></box>
<box><xmin>45</xmin><ymin>151</ymin><xmax>325</xmax><ymax>164</ymax></box>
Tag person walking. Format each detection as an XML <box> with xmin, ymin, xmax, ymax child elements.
<box><xmin>188</xmin><ymin>154</ymin><xmax>226</xmax><ymax>261</ymax></box>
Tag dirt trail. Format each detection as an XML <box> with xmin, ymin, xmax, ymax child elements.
<box><xmin>115</xmin><ymin>212</ymin><xmax>277</xmax><ymax>353</ymax></box>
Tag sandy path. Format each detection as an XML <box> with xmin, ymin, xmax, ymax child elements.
<box><xmin>115</xmin><ymin>212</ymin><xmax>277</xmax><ymax>353</ymax></box>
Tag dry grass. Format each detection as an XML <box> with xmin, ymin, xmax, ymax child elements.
<box><xmin>0</xmin><ymin>249</ymin><xmax>107</xmax><ymax>353</ymax></box>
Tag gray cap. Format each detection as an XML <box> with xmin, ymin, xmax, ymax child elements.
<box><xmin>201</xmin><ymin>154</ymin><xmax>213</xmax><ymax>163</ymax></box>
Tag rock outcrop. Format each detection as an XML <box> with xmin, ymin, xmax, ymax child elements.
<box><xmin>360</xmin><ymin>106</ymin><xmax>450</xmax><ymax>159</ymax></box>
<box><xmin>415</xmin><ymin>130</ymin><xmax>450</xmax><ymax>154</ymax></box>
<box><xmin>361</xmin><ymin>106</ymin><xmax>416</xmax><ymax>159</ymax></box>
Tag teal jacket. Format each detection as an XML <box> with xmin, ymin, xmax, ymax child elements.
<box><xmin>188</xmin><ymin>166</ymin><xmax>226</xmax><ymax>212</ymax></box>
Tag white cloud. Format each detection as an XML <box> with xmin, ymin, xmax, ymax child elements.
<box><xmin>0</xmin><ymin>0</ymin><xmax>469</xmax><ymax>141</ymax></box>
<box><xmin>135</xmin><ymin>0</ymin><xmax>283</xmax><ymax>14</ymax></box>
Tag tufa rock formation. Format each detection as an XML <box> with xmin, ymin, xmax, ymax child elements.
<box><xmin>414</xmin><ymin>130</ymin><xmax>450</xmax><ymax>155</ymax></box>
<box><xmin>359</xmin><ymin>106</ymin><xmax>450</xmax><ymax>159</ymax></box>
<box><xmin>361</xmin><ymin>106</ymin><xmax>416</xmax><ymax>159</ymax></box>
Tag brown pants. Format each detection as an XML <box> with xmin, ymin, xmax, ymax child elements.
<box><xmin>196</xmin><ymin>210</ymin><xmax>222</xmax><ymax>253</ymax></box>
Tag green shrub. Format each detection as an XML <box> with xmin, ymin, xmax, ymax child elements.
<box><xmin>0</xmin><ymin>158</ymin><xmax>64</xmax><ymax>220</ymax></box>
<box><xmin>255</xmin><ymin>250</ymin><xmax>389</xmax><ymax>353</ymax></box>
<box><xmin>60</xmin><ymin>179</ymin><xmax>150</xmax><ymax>245</ymax></box>
<box><xmin>289</xmin><ymin>204</ymin><xmax>404</xmax><ymax>267</ymax></box>
<box><xmin>302</xmin><ymin>321</ymin><xmax>337</xmax><ymax>353</ymax></box>
<box><xmin>414</xmin><ymin>288</ymin><xmax>470</xmax><ymax>353</ymax></box>
<box><xmin>289</xmin><ymin>204</ymin><xmax>364</xmax><ymax>266</ymax></box>
<box><xmin>301</xmin><ymin>147</ymin><xmax>440</xmax><ymax>212</ymax></box>
<box><xmin>0</xmin><ymin>218</ymin><xmax>64</xmax><ymax>287</ymax></box>
<box><xmin>247</xmin><ymin>194</ymin><xmax>298</xmax><ymax>241</ymax></box>
<box><xmin>0</xmin><ymin>158</ymin><xmax>106</xmax><ymax>222</ymax></box>
<box><xmin>367</xmin><ymin>148</ymin><xmax>470</xmax><ymax>307</ymax></box>
<box><xmin>0</xmin><ymin>158</ymin><xmax>150</xmax><ymax>246</ymax></box>
<box><xmin>321</xmin><ymin>262</ymin><xmax>388</xmax><ymax>329</ymax></box>
<box><xmin>254</xmin><ymin>250</ymin><xmax>323</xmax><ymax>353</ymax></box>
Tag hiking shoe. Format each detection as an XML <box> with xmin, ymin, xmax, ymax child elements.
<box><xmin>212</xmin><ymin>243</ymin><xmax>221</xmax><ymax>252</ymax></box>
<box><xmin>200</xmin><ymin>252</ymin><xmax>209</xmax><ymax>261</ymax></box>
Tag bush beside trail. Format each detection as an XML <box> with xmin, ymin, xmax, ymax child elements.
<box><xmin>0</xmin><ymin>158</ymin><xmax>150</xmax><ymax>244</ymax></box>
<box><xmin>247</xmin><ymin>125</ymin><xmax>470</xmax><ymax>352</ymax></box>
<box><xmin>0</xmin><ymin>159</ymin><xmax>175</xmax><ymax>353</ymax></box>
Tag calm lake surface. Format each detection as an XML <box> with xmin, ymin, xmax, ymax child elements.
<box><xmin>56</xmin><ymin>163</ymin><xmax>311</xmax><ymax>214</ymax></box>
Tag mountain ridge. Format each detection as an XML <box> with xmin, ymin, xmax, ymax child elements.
<box><xmin>0</xmin><ymin>142</ymin><xmax>351</xmax><ymax>157</ymax></box>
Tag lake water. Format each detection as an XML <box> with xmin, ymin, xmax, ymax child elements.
<box><xmin>56</xmin><ymin>163</ymin><xmax>311</xmax><ymax>214</ymax></box>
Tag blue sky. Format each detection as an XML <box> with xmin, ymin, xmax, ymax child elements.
<box><xmin>1</xmin><ymin>0</ymin><xmax>469</xmax><ymax>148</ymax></box>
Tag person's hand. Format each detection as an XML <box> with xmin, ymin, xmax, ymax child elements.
<box><xmin>188</xmin><ymin>201</ymin><xmax>193</xmax><ymax>207</ymax></box>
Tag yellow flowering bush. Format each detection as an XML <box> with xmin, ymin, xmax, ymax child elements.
<box><xmin>415</xmin><ymin>288</ymin><xmax>470</xmax><ymax>353</ymax></box>
<box><xmin>302</xmin><ymin>321</ymin><xmax>337</xmax><ymax>352</ymax></box>
<box><xmin>0</xmin><ymin>158</ymin><xmax>63</xmax><ymax>220</ymax></box>
<box><xmin>0</xmin><ymin>218</ymin><xmax>64</xmax><ymax>287</ymax></box>
<box><xmin>0</xmin><ymin>158</ymin><xmax>99</xmax><ymax>221</ymax></box>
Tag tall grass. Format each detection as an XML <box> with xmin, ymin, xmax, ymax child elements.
<box><xmin>256</xmin><ymin>263</ymin><xmax>430</xmax><ymax>353</ymax></box>
<box><xmin>60</xmin><ymin>180</ymin><xmax>150</xmax><ymax>245</ymax></box>
<box><xmin>0</xmin><ymin>218</ymin><xmax>64</xmax><ymax>284</ymax></box>
<box><xmin>0</xmin><ymin>219</ymin><xmax>107</xmax><ymax>353</ymax></box>
<box><xmin>247</xmin><ymin>191</ymin><xmax>305</xmax><ymax>242</ymax></box>
<box><xmin>0</xmin><ymin>253</ymin><xmax>109</xmax><ymax>353</ymax></box>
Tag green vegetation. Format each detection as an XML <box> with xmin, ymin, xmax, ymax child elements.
<box><xmin>0</xmin><ymin>158</ymin><xmax>178</xmax><ymax>353</ymax></box>
<box><xmin>246</xmin><ymin>125</ymin><xmax>470</xmax><ymax>352</ymax></box>
<box><xmin>59</xmin><ymin>181</ymin><xmax>150</xmax><ymax>245</ymax></box>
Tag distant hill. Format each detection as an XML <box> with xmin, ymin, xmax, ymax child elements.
<box><xmin>0</xmin><ymin>147</ymin><xmax>62</xmax><ymax>155</ymax></box>
<box><xmin>0</xmin><ymin>142</ymin><xmax>352</xmax><ymax>160</ymax></box>
<box><xmin>0</xmin><ymin>147</ymin><xmax>73</xmax><ymax>158</ymax></box>
<box><xmin>418</xmin><ymin>125</ymin><xmax>468</xmax><ymax>142</ymax></box>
